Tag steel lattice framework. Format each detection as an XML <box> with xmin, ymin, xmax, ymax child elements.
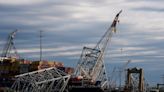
<box><xmin>11</xmin><ymin>67</ymin><xmax>70</xmax><ymax>92</ymax></box>
<box><xmin>130</xmin><ymin>73</ymin><xmax>140</xmax><ymax>92</ymax></box>
<box><xmin>75</xmin><ymin>10</ymin><xmax>122</xmax><ymax>89</ymax></box>
<box><xmin>126</xmin><ymin>67</ymin><xmax>145</xmax><ymax>92</ymax></box>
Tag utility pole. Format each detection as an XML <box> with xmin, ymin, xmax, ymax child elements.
<box><xmin>119</xmin><ymin>48</ymin><xmax>123</xmax><ymax>92</ymax></box>
<box><xmin>40</xmin><ymin>30</ymin><xmax>43</xmax><ymax>61</ymax></box>
<box><xmin>119</xmin><ymin>48</ymin><xmax>131</xmax><ymax>92</ymax></box>
<box><xmin>161</xmin><ymin>74</ymin><xmax>164</xmax><ymax>84</ymax></box>
<box><xmin>119</xmin><ymin>67</ymin><xmax>122</xmax><ymax>92</ymax></box>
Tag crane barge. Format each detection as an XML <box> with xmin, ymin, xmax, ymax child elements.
<box><xmin>69</xmin><ymin>10</ymin><xmax>122</xmax><ymax>92</ymax></box>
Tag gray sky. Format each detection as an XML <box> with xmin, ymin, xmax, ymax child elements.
<box><xmin>0</xmin><ymin>0</ymin><xmax>164</xmax><ymax>86</ymax></box>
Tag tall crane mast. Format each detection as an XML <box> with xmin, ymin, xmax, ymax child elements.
<box><xmin>1</xmin><ymin>30</ymin><xmax>19</xmax><ymax>58</ymax></box>
<box><xmin>75</xmin><ymin>10</ymin><xmax>122</xmax><ymax>88</ymax></box>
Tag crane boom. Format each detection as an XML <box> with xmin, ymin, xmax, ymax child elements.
<box><xmin>75</xmin><ymin>10</ymin><xmax>122</xmax><ymax>88</ymax></box>
<box><xmin>95</xmin><ymin>10</ymin><xmax>122</xmax><ymax>52</ymax></box>
<box><xmin>91</xmin><ymin>10</ymin><xmax>122</xmax><ymax>80</ymax></box>
<box><xmin>1</xmin><ymin>30</ymin><xmax>18</xmax><ymax>58</ymax></box>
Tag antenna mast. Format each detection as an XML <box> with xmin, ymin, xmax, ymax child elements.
<box><xmin>40</xmin><ymin>30</ymin><xmax>43</xmax><ymax>61</ymax></box>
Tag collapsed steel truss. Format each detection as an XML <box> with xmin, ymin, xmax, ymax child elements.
<box><xmin>11</xmin><ymin>67</ymin><xmax>70</xmax><ymax>92</ymax></box>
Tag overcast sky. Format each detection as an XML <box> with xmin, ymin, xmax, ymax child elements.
<box><xmin>0</xmin><ymin>0</ymin><xmax>164</xmax><ymax>86</ymax></box>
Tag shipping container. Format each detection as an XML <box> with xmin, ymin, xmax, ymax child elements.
<box><xmin>65</xmin><ymin>67</ymin><xmax>74</xmax><ymax>74</ymax></box>
<box><xmin>30</xmin><ymin>61</ymin><xmax>64</xmax><ymax>71</ymax></box>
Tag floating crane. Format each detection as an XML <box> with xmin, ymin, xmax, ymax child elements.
<box><xmin>74</xmin><ymin>10</ymin><xmax>122</xmax><ymax>89</ymax></box>
<box><xmin>1</xmin><ymin>30</ymin><xmax>19</xmax><ymax>58</ymax></box>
